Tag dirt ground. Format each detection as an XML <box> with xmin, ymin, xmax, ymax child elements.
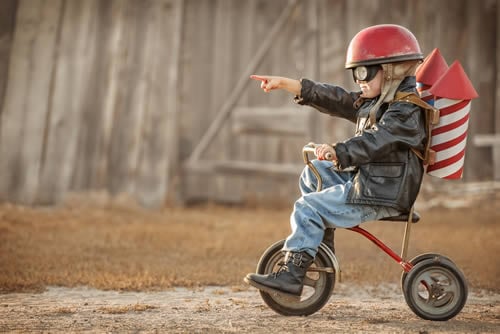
<box><xmin>0</xmin><ymin>185</ymin><xmax>499</xmax><ymax>332</ymax></box>
<box><xmin>1</xmin><ymin>284</ymin><xmax>498</xmax><ymax>333</ymax></box>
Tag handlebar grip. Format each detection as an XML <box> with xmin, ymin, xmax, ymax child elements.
<box><xmin>304</xmin><ymin>143</ymin><xmax>334</xmax><ymax>161</ymax></box>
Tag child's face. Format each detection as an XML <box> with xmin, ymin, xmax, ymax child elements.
<box><xmin>357</xmin><ymin>69</ymin><xmax>383</xmax><ymax>98</ymax></box>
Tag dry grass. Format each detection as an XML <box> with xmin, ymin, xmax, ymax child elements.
<box><xmin>0</xmin><ymin>192</ymin><xmax>499</xmax><ymax>293</ymax></box>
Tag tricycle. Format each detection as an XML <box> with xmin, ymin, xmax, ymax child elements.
<box><xmin>245</xmin><ymin>143</ymin><xmax>468</xmax><ymax>321</ymax></box>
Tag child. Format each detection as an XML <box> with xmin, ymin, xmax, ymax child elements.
<box><xmin>244</xmin><ymin>24</ymin><xmax>428</xmax><ymax>297</ymax></box>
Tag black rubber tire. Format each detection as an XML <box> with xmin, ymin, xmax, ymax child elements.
<box><xmin>400</xmin><ymin>253</ymin><xmax>453</xmax><ymax>293</ymax></box>
<box><xmin>403</xmin><ymin>257</ymin><xmax>468</xmax><ymax>321</ymax></box>
<box><xmin>255</xmin><ymin>239</ymin><xmax>335</xmax><ymax>316</ymax></box>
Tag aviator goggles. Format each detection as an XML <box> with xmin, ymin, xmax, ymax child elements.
<box><xmin>352</xmin><ymin>65</ymin><xmax>381</xmax><ymax>82</ymax></box>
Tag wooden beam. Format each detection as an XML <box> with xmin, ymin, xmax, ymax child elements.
<box><xmin>232</xmin><ymin>106</ymin><xmax>309</xmax><ymax>136</ymax></box>
<box><xmin>187</xmin><ymin>160</ymin><xmax>303</xmax><ymax>177</ymax></box>
<box><xmin>473</xmin><ymin>134</ymin><xmax>500</xmax><ymax>147</ymax></box>
<box><xmin>186</xmin><ymin>0</ymin><xmax>299</xmax><ymax>166</ymax></box>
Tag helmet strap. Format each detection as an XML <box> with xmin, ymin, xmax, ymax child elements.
<box><xmin>368</xmin><ymin>61</ymin><xmax>420</xmax><ymax>126</ymax></box>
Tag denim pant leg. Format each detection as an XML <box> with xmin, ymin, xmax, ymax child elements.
<box><xmin>298</xmin><ymin>160</ymin><xmax>353</xmax><ymax>195</ymax></box>
<box><xmin>283</xmin><ymin>160</ymin><xmax>399</xmax><ymax>257</ymax></box>
<box><xmin>298</xmin><ymin>160</ymin><xmax>353</xmax><ymax>253</ymax></box>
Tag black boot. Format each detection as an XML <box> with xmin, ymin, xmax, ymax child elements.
<box><xmin>244</xmin><ymin>252</ymin><xmax>314</xmax><ymax>297</ymax></box>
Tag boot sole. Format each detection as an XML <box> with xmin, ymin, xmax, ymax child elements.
<box><xmin>243</xmin><ymin>276</ymin><xmax>301</xmax><ymax>300</ymax></box>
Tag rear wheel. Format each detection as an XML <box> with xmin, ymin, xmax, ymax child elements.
<box><xmin>403</xmin><ymin>257</ymin><xmax>468</xmax><ymax>321</ymax></box>
<box><xmin>255</xmin><ymin>239</ymin><xmax>336</xmax><ymax>316</ymax></box>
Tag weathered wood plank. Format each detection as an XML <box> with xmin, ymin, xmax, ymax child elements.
<box><xmin>206</xmin><ymin>0</ymin><xmax>242</xmax><ymax>202</ymax></box>
<box><xmin>69</xmin><ymin>0</ymin><xmax>123</xmax><ymax>192</ymax></box>
<box><xmin>105</xmin><ymin>0</ymin><xmax>153</xmax><ymax>196</ymax></box>
<box><xmin>135</xmin><ymin>0</ymin><xmax>183</xmax><ymax>208</ymax></box>
<box><xmin>463</xmin><ymin>0</ymin><xmax>495</xmax><ymax>180</ymax></box>
<box><xmin>163</xmin><ymin>0</ymin><xmax>184</xmax><ymax>203</ymax></box>
<box><xmin>177</xmin><ymin>0</ymin><xmax>216</xmax><ymax>202</ymax></box>
<box><xmin>0</xmin><ymin>0</ymin><xmax>62</xmax><ymax>204</ymax></box>
<box><xmin>37</xmin><ymin>0</ymin><xmax>97</xmax><ymax>204</ymax></box>
<box><xmin>0</xmin><ymin>0</ymin><xmax>18</xmax><ymax>119</ymax></box>
<box><xmin>317</xmin><ymin>0</ymin><xmax>353</xmax><ymax>145</ymax></box>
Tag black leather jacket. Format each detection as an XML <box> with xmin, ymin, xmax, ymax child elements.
<box><xmin>296</xmin><ymin>76</ymin><xmax>426</xmax><ymax>212</ymax></box>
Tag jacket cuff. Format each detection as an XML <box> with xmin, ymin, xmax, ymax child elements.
<box><xmin>293</xmin><ymin>78</ymin><xmax>314</xmax><ymax>105</ymax></box>
<box><xmin>334</xmin><ymin>143</ymin><xmax>351</xmax><ymax>168</ymax></box>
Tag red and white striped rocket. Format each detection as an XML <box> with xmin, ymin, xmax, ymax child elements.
<box><xmin>425</xmin><ymin>61</ymin><xmax>479</xmax><ymax>179</ymax></box>
<box><xmin>416</xmin><ymin>48</ymin><xmax>448</xmax><ymax>105</ymax></box>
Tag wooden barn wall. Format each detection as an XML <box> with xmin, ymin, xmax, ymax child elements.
<box><xmin>0</xmin><ymin>0</ymin><xmax>497</xmax><ymax>207</ymax></box>
<box><xmin>0</xmin><ymin>0</ymin><xmax>183</xmax><ymax>207</ymax></box>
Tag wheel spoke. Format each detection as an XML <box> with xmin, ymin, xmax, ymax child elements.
<box><xmin>432</xmin><ymin>276</ymin><xmax>456</xmax><ymax>307</ymax></box>
<box><xmin>440</xmin><ymin>281</ymin><xmax>456</xmax><ymax>295</ymax></box>
<box><xmin>418</xmin><ymin>272</ymin><xmax>435</xmax><ymax>292</ymax></box>
<box><xmin>433</xmin><ymin>292</ymin><xmax>453</xmax><ymax>307</ymax></box>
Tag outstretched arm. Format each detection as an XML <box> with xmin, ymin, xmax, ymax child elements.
<box><xmin>250</xmin><ymin>75</ymin><xmax>302</xmax><ymax>96</ymax></box>
<box><xmin>251</xmin><ymin>76</ymin><xmax>338</xmax><ymax>162</ymax></box>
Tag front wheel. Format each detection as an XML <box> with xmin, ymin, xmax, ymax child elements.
<box><xmin>403</xmin><ymin>257</ymin><xmax>468</xmax><ymax>321</ymax></box>
<box><xmin>255</xmin><ymin>239</ymin><xmax>336</xmax><ymax>316</ymax></box>
<box><xmin>400</xmin><ymin>253</ymin><xmax>454</xmax><ymax>293</ymax></box>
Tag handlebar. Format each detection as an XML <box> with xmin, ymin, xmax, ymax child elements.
<box><xmin>302</xmin><ymin>142</ymin><xmax>326</xmax><ymax>192</ymax></box>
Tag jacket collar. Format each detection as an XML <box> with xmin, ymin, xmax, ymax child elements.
<box><xmin>398</xmin><ymin>76</ymin><xmax>417</xmax><ymax>92</ymax></box>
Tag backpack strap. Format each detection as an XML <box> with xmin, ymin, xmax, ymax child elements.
<box><xmin>393</xmin><ymin>92</ymin><xmax>440</xmax><ymax>165</ymax></box>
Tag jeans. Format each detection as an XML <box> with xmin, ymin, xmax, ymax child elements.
<box><xmin>283</xmin><ymin>159</ymin><xmax>400</xmax><ymax>257</ymax></box>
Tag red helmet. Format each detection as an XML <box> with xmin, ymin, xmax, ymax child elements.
<box><xmin>345</xmin><ymin>24</ymin><xmax>423</xmax><ymax>69</ymax></box>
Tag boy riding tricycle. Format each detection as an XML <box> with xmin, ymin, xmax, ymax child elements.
<box><xmin>244</xmin><ymin>24</ymin><xmax>468</xmax><ymax>321</ymax></box>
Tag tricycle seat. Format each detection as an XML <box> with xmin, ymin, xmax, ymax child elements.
<box><xmin>380</xmin><ymin>211</ymin><xmax>420</xmax><ymax>223</ymax></box>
